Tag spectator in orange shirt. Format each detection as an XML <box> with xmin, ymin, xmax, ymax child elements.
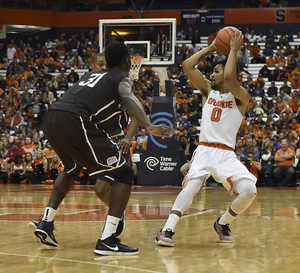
<box><xmin>273</xmin><ymin>139</ymin><xmax>295</xmax><ymax>186</ymax></box>
<box><xmin>290</xmin><ymin>73</ymin><xmax>300</xmax><ymax>90</ymax></box>
<box><xmin>44</xmin><ymin>53</ymin><xmax>54</xmax><ymax>65</ymax></box>
<box><xmin>54</xmin><ymin>56</ymin><xmax>64</xmax><ymax>71</ymax></box>
<box><xmin>275</xmin><ymin>96</ymin><xmax>287</xmax><ymax>112</ymax></box>
<box><xmin>289</xmin><ymin>96</ymin><xmax>300</xmax><ymax>113</ymax></box>
<box><xmin>242</xmin><ymin>151</ymin><xmax>261</xmax><ymax>180</ymax></box>
<box><xmin>275</xmin><ymin>52</ymin><xmax>286</xmax><ymax>66</ymax></box>
<box><xmin>266</xmin><ymin>54</ymin><xmax>276</xmax><ymax>66</ymax></box>
<box><xmin>43</xmin><ymin>141</ymin><xmax>56</xmax><ymax>162</ymax></box>
<box><xmin>22</xmin><ymin>137</ymin><xmax>34</xmax><ymax>154</ymax></box>
<box><xmin>277</xmin><ymin>67</ymin><xmax>291</xmax><ymax>81</ymax></box>
<box><xmin>13</xmin><ymin>48</ymin><xmax>25</xmax><ymax>60</ymax></box>
<box><xmin>291</xmin><ymin>62</ymin><xmax>300</xmax><ymax>77</ymax></box>
<box><xmin>290</xmin><ymin>118</ymin><xmax>300</xmax><ymax>133</ymax></box>
<box><xmin>249</xmin><ymin>41</ymin><xmax>260</xmax><ymax>56</ymax></box>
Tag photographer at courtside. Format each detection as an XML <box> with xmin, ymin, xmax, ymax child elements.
<box><xmin>242</xmin><ymin>151</ymin><xmax>261</xmax><ymax>180</ymax></box>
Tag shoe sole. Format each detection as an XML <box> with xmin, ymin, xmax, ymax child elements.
<box><xmin>34</xmin><ymin>229</ymin><xmax>58</xmax><ymax>247</ymax></box>
<box><xmin>28</xmin><ymin>221</ymin><xmax>38</xmax><ymax>231</ymax></box>
<box><xmin>155</xmin><ymin>238</ymin><xmax>174</xmax><ymax>247</ymax></box>
<box><xmin>94</xmin><ymin>249</ymin><xmax>139</xmax><ymax>256</ymax></box>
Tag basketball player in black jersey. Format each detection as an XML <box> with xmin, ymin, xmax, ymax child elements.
<box><xmin>30</xmin><ymin>42</ymin><xmax>175</xmax><ymax>255</ymax></box>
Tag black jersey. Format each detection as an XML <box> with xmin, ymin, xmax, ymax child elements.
<box><xmin>51</xmin><ymin>68</ymin><xmax>129</xmax><ymax>130</ymax></box>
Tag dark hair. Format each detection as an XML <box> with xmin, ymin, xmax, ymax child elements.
<box><xmin>15</xmin><ymin>154</ymin><xmax>23</xmax><ymax>163</ymax></box>
<box><xmin>92</xmin><ymin>53</ymin><xmax>104</xmax><ymax>63</ymax></box>
<box><xmin>105</xmin><ymin>41</ymin><xmax>130</xmax><ymax>68</ymax></box>
<box><xmin>216</xmin><ymin>59</ymin><xmax>239</xmax><ymax>75</ymax></box>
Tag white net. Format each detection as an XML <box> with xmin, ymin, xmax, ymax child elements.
<box><xmin>130</xmin><ymin>56</ymin><xmax>144</xmax><ymax>80</ymax></box>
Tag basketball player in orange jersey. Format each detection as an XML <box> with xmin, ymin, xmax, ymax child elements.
<box><xmin>156</xmin><ymin>30</ymin><xmax>257</xmax><ymax>245</ymax></box>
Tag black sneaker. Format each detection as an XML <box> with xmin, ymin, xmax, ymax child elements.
<box><xmin>34</xmin><ymin>220</ymin><xmax>58</xmax><ymax>247</ymax></box>
<box><xmin>28</xmin><ymin>219</ymin><xmax>41</xmax><ymax>231</ymax></box>
<box><xmin>115</xmin><ymin>213</ymin><xmax>125</xmax><ymax>237</ymax></box>
<box><xmin>94</xmin><ymin>235</ymin><xmax>139</xmax><ymax>256</ymax></box>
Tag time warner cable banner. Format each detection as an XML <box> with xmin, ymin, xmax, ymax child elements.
<box><xmin>137</xmin><ymin>80</ymin><xmax>186</xmax><ymax>186</ymax></box>
<box><xmin>181</xmin><ymin>10</ymin><xmax>224</xmax><ymax>25</ymax></box>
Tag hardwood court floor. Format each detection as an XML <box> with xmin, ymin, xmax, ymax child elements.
<box><xmin>1</xmin><ymin>184</ymin><xmax>300</xmax><ymax>273</ymax></box>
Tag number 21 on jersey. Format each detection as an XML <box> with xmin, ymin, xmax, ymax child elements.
<box><xmin>211</xmin><ymin>107</ymin><xmax>222</xmax><ymax>122</ymax></box>
<box><xmin>79</xmin><ymin>73</ymin><xmax>107</xmax><ymax>88</ymax></box>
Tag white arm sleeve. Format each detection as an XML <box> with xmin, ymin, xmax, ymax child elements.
<box><xmin>261</xmin><ymin>153</ymin><xmax>271</xmax><ymax>161</ymax></box>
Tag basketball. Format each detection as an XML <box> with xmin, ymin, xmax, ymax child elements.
<box><xmin>215</xmin><ymin>26</ymin><xmax>241</xmax><ymax>55</ymax></box>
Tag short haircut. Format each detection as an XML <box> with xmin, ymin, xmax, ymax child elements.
<box><xmin>92</xmin><ymin>53</ymin><xmax>104</xmax><ymax>63</ymax></box>
<box><xmin>216</xmin><ymin>59</ymin><xmax>239</xmax><ymax>75</ymax></box>
<box><xmin>105</xmin><ymin>41</ymin><xmax>130</xmax><ymax>68</ymax></box>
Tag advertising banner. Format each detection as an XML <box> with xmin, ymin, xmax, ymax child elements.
<box><xmin>181</xmin><ymin>10</ymin><xmax>224</xmax><ymax>25</ymax></box>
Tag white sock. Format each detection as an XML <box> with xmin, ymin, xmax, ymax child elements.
<box><xmin>219</xmin><ymin>209</ymin><xmax>236</xmax><ymax>225</ymax></box>
<box><xmin>101</xmin><ymin>215</ymin><xmax>120</xmax><ymax>240</ymax></box>
<box><xmin>42</xmin><ymin>207</ymin><xmax>57</xmax><ymax>222</ymax></box>
<box><xmin>163</xmin><ymin>213</ymin><xmax>180</xmax><ymax>232</ymax></box>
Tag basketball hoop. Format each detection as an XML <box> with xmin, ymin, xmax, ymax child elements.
<box><xmin>130</xmin><ymin>56</ymin><xmax>144</xmax><ymax>81</ymax></box>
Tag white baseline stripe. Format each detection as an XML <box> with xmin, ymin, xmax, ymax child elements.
<box><xmin>181</xmin><ymin>209</ymin><xmax>216</xmax><ymax>218</ymax></box>
<box><xmin>61</xmin><ymin>209</ymin><xmax>101</xmax><ymax>215</ymax></box>
<box><xmin>0</xmin><ymin>252</ymin><xmax>165</xmax><ymax>273</ymax></box>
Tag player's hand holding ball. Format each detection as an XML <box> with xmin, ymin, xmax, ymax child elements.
<box><xmin>214</xmin><ymin>26</ymin><xmax>243</xmax><ymax>54</ymax></box>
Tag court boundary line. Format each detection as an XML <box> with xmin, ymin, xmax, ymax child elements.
<box><xmin>0</xmin><ymin>252</ymin><xmax>165</xmax><ymax>273</ymax></box>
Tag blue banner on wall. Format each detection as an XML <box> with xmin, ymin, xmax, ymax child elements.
<box><xmin>181</xmin><ymin>10</ymin><xmax>224</xmax><ymax>25</ymax></box>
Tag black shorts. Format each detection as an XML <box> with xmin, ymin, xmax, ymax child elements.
<box><xmin>43</xmin><ymin>110</ymin><xmax>128</xmax><ymax>180</ymax></box>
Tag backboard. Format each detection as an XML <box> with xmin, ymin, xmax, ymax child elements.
<box><xmin>99</xmin><ymin>18</ymin><xmax>176</xmax><ymax>67</ymax></box>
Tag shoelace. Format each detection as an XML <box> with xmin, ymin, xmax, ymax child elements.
<box><xmin>222</xmin><ymin>224</ymin><xmax>231</xmax><ymax>236</ymax></box>
<box><xmin>165</xmin><ymin>229</ymin><xmax>174</xmax><ymax>238</ymax></box>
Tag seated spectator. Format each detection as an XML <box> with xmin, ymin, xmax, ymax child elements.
<box><xmin>10</xmin><ymin>110</ymin><xmax>24</xmax><ymax>130</ymax></box>
<box><xmin>252</xmin><ymin>82</ymin><xmax>264</xmax><ymax>97</ymax></box>
<box><xmin>267</xmin><ymin>81</ymin><xmax>278</xmax><ymax>97</ymax></box>
<box><xmin>67</xmin><ymin>67</ymin><xmax>79</xmax><ymax>83</ymax></box>
<box><xmin>47</xmin><ymin>154</ymin><xmax>64</xmax><ymax>183</ymax></box>
<box><xmin>259</xmin><ymin>65</ymin><xmax>271</xmax><ymax>79</ymax></box>
<box><xmin>136</xmin><ymin>129</ymin><xmax>148</xmax><ymax>152</ymax></box>
<box><xmin>235</xmin><ymin>138</ymin><xmax>244</xmax><ymax>160</ymax></box>
<box><xmin>8</xmin><ymin>154</ymin><xmax>25</xmax><ymax>184</ymax></box>
<box><xmin>28</xmin><ymin>151</ymin><xmax>49</xmax><ymax>184</ymax></box>
<box><xmin>260</xmin><ymin>139</ymin><xmax>275</xmax><ymax>185</ymax></box>
<box><xmin>289</xmin><ymin>118</ymin><xmax>300</xmax><ymax>133</ymax></box>
<box><xmin>273</xmin><ymin>139</ymin><xmax>295</xmax><ymax>186</ymax></box>
<box><xmin>280</xmin><ymin>80</ymin><xmax>291</xmax><ymax>96</ymax></box>
<box><xmin>275</xmin><ymin>96</ymin><xmax>287</xmax><ymax>112</ymax></box>
<box><xmin>240</xmin><ymin>137</ymin><xmax>260</xmax><ymax>162</ymax></box>
<box><xmin>0</xmin><ymin>153</ymin><xmax>8</xmax><ymax>183</ymax></box>
<box><xmin>275</xmin><ymin>52</ymin><xmax>286</xmax><ymax>67</ymax></box>
<box><xmin>290</xmin><ymin>73</ymin><xmax>300</xmax><ymax>90</ymax></box>
<box><xmin>22</xmin><ymin>137</ymin><xmax>34</xmax><ymax>154</ymax></box>
<box><xmin>291</xmin><ymin>62</ymin><xmax>300</xmax><ymax>77</ymax></box>
<box><xmin>43</xmin><ymin>141</ymin><xmax>56</xmax><ymax>162</ymax></box>
<box><xmin>242</xmin><ymin>151</ymin><xmax>261</xmax><ymax>180</ymax></box>
<box><xmin>266</xmin><ymin>54</ymin><xmax>276</xmax><ymax>66</ymax></box>
<box><xmin>5</xmin><ymin>140</ymin><xmax>26</xmax><ymax>163</ymax></box>
<box><xmin>277</xmin><ymin>67</ymin><xmax>291</xmax><ymax>81</ymax></box>
<box><xmin>263</xmin><ymin>43</ymin><xmax>274</xmax><ymax>57</ymax></box>
<box><xmin>289</xmin><ymin>95</ymin><xmax>300</xmax><ymax>113</ymax></box>
<box><xmin>23</xmin><ymin>152</ymin><xmax>33</xmax><ymax>182</ymax></box>
<box><xmin>279</xmin><ymin>89</ymin><xmax>290</xmax><ymax>105</ymax></box>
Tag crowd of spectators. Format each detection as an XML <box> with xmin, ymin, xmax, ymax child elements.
<box><xmin>0</xmin><ymin>25</ymin><xmax>300</xmax><ymax>187</ymax></box>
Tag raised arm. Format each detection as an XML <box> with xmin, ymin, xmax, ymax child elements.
<box><xmin>118</xmin><ymin>78</ymin><xmax>176</xmax><ymax>138</ymax></box>
<box><xmin>182</xmin><ymin>42</ymin><xmax>217</xmax><ymax>97</ymax></box>
<box><xmin>224</xmin><ymin>31</ymin><xmax>251</xmax><ymax>107</ymax></box>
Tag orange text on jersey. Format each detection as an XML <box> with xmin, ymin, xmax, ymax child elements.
<box><xmin>207</xmin><ymin>98</ymin><xmax>233</xmax><ymax>108</ymax></box>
